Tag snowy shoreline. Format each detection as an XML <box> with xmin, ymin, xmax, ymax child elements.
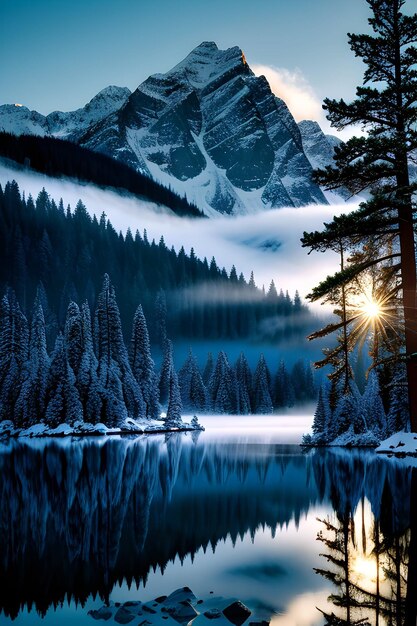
<box><xmin>0</xmin><ymin>418</ymin><xmax>204</xmax><ymax>439</ymax></box>
<box><xmin>303</xmin><ymin>430</ymin><xmax>417</xmax><ymax>461</ymax></box>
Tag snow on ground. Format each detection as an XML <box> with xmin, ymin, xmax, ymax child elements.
<box><xmin>0</xmin><ymin>160</ymin><xmax>358</xmax><ymax>302</ymax></box>
<box><xmin>0</xmin><ymin>417</ymin><xmax>203</xmax><ymax>439</ymax></box>
<box><xmin>376</xmin><ymin>431</ymin><xmax>417</xmax><ymax>456</ymax></box>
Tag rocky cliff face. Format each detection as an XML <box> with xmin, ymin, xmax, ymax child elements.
<box><xmin>78</xmin><ymin>42</ymin><xmax>328</xmax><ymax>214</ymax></box>
<box><xmin>1</xmin><ymin>43</ymin><xmax>333</xmax><ymax>215</ymax></box>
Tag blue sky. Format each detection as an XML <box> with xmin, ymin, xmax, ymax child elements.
<box><xmin>2</xmin><ymin>0</ymin><xmax>371</xmax><ymax>116</ymax></box>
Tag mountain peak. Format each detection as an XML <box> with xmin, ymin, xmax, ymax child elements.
<box><xmin>193</xmin><ymin>41</ymin><xmax>219</xmax><ymax>52</ymax></box>
<box><xmin>91</xmin><ymin>85</ymin><xmax>131</xmax><ymax>102</ymax></box>
<box><xmin>167</xmin><ymin>42</ymin><xmax>250</xmax><ymax>89</ymax></box>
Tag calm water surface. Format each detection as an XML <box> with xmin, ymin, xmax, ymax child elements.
<box><xmin>0</xmin><ymin>415</ymin><xmax>416</xmax><ymax>625</ymax></box>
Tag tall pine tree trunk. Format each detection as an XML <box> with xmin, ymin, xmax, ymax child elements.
<box><xmin>397</xmin><ymin>200</ymin><xmax>417</xmax><ymax>432</ymax></box>
<box><xmin>394</xmin><ymin>5</ymin><xmax>417</xmax><ymax>433</ymax></box>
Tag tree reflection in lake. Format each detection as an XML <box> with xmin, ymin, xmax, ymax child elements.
<box><xmin>0</xmin><ymin>435</ymin><xmax>415</xmax><ymax>625</ymax></box>
<box><xmin>311</xmin><ymin>449</ymin><xmax>417</xmax><ymax>625</ymax></box>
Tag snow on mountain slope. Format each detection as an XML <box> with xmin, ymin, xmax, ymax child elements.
<box><xmin>0</xmin><ymin>104</ymin><xmax>49</xmax><ymax>136</ymax></box>
<box><xmin>1</xmin><ymin>43</ymin><xmax>331</xmax><ymax>216</ymax></box>
<box><xmin>298</xmin><ymin>119</ymin><xmax>352</xmax><ymax>201</ymax></box>
<box><xmin>298</xmin><ymin>120</ymin><xmax>341</xmax><ymax>170</ymax></box>
<box><xmin>0</xmin><ymin>159</ymin><xmax>354</xmax><ymax>302</ymax></box>
<box><xmin>47</xmin><ymin>86</ymin><xmax>131</xmax><ymax>139</ymax></box>
<box><xmin>0</xmin><ymin>86</ymin><xmax>131</xmax><ymax>138</ymax></box>
<box><xmin>78</xmin><ymin>42</ymin><xmax>327</xmax><ymax>215</ymax></box>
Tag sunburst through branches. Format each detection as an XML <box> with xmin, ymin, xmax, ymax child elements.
<box><xmin>348</xmin><ymin>279</ymin><xmax>402</xmax><ymax>363</ymax></box>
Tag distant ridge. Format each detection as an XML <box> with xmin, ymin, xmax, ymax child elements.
<box><xmin>0</xmin><ymin>132</ymin><xmax>205</xmax><ymax>218</ymax></box>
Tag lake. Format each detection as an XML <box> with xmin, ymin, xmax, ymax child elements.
<box><xmin>0</xmin><ymin>415</ymin><xmax>415</xmax><ymax>626</ymax></box>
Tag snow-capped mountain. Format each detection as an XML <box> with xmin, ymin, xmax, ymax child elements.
<box><xmin>78</xmin><ymin>43</ymin><xmax>328</xmax><ymax>215</ymax></box>
<box><xmin>298</xmin><ymin>120</ymin><xmax>342</xmax><ymax>171</ymax></box>
<box><xmin>0</xmin><ymin>43</ymin><xmax>340</xmax><ymax>215</ymax></box>
<box><xmin>0</xmin><ymin>85</ymin><xmax>131</xmax><ymax>139</ymax></box>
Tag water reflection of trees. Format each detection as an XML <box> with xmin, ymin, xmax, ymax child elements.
<box><xmin>0</xmin><ymin>437</ymin><xmax>319</xmax><ymax>619</ymax></box>
<box><xmin>312</xmin><ymin>450</ymin><xmax>417</xmax><ymax>626</ymax></box>
<box><xmin>1</xmin><ymin>438</ymin><xmax>416</xmax><ymax>624</ymax></box>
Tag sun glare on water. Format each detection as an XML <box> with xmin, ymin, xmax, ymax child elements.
<box><xmin>352</xmin><ymin>555</ymin><xmax>378</xmax><ymax>582</ymax></box>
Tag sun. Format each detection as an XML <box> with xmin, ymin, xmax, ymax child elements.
<box><xmin>360</xmin><ymin>299</ymin><xmax>382</xmax><ymax>320</ymax></box>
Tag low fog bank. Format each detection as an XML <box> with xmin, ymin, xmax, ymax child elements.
<box><xmin>0</xmin><ymin>161</ymin><xmax>358</xmax><ymax>305</ymax></box>
<box><xmin>192</xmin><ymin>412</ymin><xmax>315</xmax><ymax>444</ymax></box>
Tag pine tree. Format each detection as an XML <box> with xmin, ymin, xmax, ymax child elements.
<box><xmin>130</xmin><ymin>304</ymin><xmax>160</xmax><ymax>419</ymax></box>
<box><xmin>95</xmin><ymin>274</ymin><xmax>143</xmax><ymax>425</ymax></box>
<box><xmin>208</xmin><ymin>351</ymin><xmax>236</xmax><ymax>414</ymax></box>
<box><xmin>77</xmin><ymin>302</ymin><xmax>102</xmax><ymax>424</ymax></box>
<box><xmin>332</xmin><ymin>382</ymin><xmax>364</xmax><ymax>438</ymax></box>
<box><xmin>312</xmin><ymin>383</ymin><xmax>329</xmax><ymax>440</ymax></box>
<box><xmin>302</xmin><ymin>0</ymin><xmax>417</xmax><ymax>431</ymax></box>
<box><xmin>273</xmin><ymin>360</ymin><xmax>295</xmax><ymax>408</ymax></box>
<box><xmin>202</xmin><ymin>352</ymin><xmax>214</xmax><ymax>386</ymax></box>
<box><xmin>34</xmin><ymin>282</ymin><xmax>58</xmax><ymax>352</ymax></box>
<box><xmin>235</xmin><ymin>352</ymin><xmax>252</xmax><ymax>414</ymax></box>
<box><xmin>253</xmin><ymin>354</ymin><xmax>273</xmax><ymax>414</ymax></box>
<box><xmin>45</xmin><ymin>333</ymin><xmax>83</xmax><ymax>428</ymax></box>
<box><xmin>0</xmin><ymin>291</ymin><xmax>29</xmax><ymax>423</ymax></box>
<box><xmin>159</xmin><ymin>339</ymin><xmax>173</xmax><ymax>406</ymax></box>
<box><xmin>387</xmin><ymin>364</ymin><xmax>410</xmax><ymax>434</ymax></box>
<box><xmin>189</xmin><ymin>366</ymin><xmax>207</xmax><ymax>412</ymax></box>
<box><xmin>154</xmin><ymin>289</ymin><xmax>167</xmax><ymax>350</ymax></box>
<box><xmin>178</xmin><ymin>349</ymin><xmax>207</xmax><ymax>412</ymax></box>
<box><xmin>362</xmin><ymin>370</ymin><xmax>386</xmax><ymax>437</ymax></box>
<box><xmin>64</xmin><ymin>302</ymin><xmax>83</xmax><ymax>377</ymax></box>
<box><xmin>15</xmin><ymin>301</ymin><xmax>50</xmax><ymax>428</ymax></box>
<box><xmin>165</xmin><ymin>367</ymin><xmax>183</xmax><ymax>428</ymax></box>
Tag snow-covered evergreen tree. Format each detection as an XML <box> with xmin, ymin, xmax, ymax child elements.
<box><xmin>189</xmin><ymin>366</ymin><xmax>207</xmax><ymax>412</ymax></box>
<box><xmin>64</xmin><ymin>301</ymin><xmax>83</xmax><ymax>377</ymax></box>
<box><xmin>332</xmin><ymin>381</ymin><xmax>364</xmax><ymax>438</ymax></box>
<box><xmin>77</xmin><ymin>302</ymin><xmax>102</xmax><ymax>424</ymax></box>
<box><xmin>178</xmin><ymin>349</ymin><xmax>207</xmax><ymax>411</ymax></box>
<box><xmin>291</xmin><ymin>359</ymin><xmax>316</xmax><ymax>402</ymax></box>
<box><xmin>165</xmin><ymin>367</ymin><xmax>183</xmax><ymax>428</ymax></box>
<box><xmin>159</xmin><ymin>339</ymin><xmax>173</xmax><ymax>406</ymax></box>
<box><xmin>202</xmin><ymin>352</ymin><xmax>214</xmax><ymax>386</ymax></box>
<box><xmin>154</xmin><ymin>289</ymin><xmax>167</xmax><ymax>350</ymax></box>
<box><xmin>0</xmin><ymin>291</ymin><xmax>29</xmax><ymax>422</ymax></box>
<box><xmin>208</xmin><ymin>351</ymin><xmax>236</xmax><ymax>414</ymax></box>
<box><xmin>253</xmin><ymin>354</ymin><xmax>273</xmax><ymax>414</ymax></box>
<box><xmin>15</xmin><ymin>300</ymin><xmax>50</xmax><ymax>428</ymax></box>
<box><xmin>311</xmin><ymin>382</ymin><xmax>330</xmax><ymax>442</ymax></box>
<box><xmin>130</xmin><ymin>304</ymin><xmax>160</xmax><ymax>419</ymax></box>
<box><xmin>34</xmin><ymin>282</ymin><xmax>57</xmax><ymax>351</ymax></box>
<box><xmin>362</xmin><ymin>370</ymin><xmax>386</xmax><ymax>438</ymax></box>
<box><xmin>95</xmin><ymin>274</ymin><xmax>143</xmax><ymax>424</ymax></box>
<box><xmin>273</xmin><ymin>360</ymin><xmax>295</xmax><ymax>408</ymax></box>
<box><xmin>235</xmin><ymin>352</ymin><xmax>252</xmax><ymax>414</ymax></box>
<box><xmin>45</xmin><ymin>333</ymin><xmax>83</xmax><ymax>427</ymax></box>
<box><xmin>386</xmin><ymin>364</ymin><xmax>410</xmax><ymax>435</ymax></box>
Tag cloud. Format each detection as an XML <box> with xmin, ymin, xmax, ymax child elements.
<box><xmin>0</xmin><ymin>161</ymin><xmax>358</xmax><ymax>309</ymax></box>
<box><xmin>252</xmin><ymin>64</ymin><xmax>366</xmax><ymax>141</ymax></box>
<box><xmin>252</xmin><ymin>64</ymin><xmax>323</xmax><ymax>123</ymax></box>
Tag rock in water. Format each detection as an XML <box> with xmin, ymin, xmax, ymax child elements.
<box><xmin>88</xmin><ymin>606</ymin><xmax>113</xmax><ymax>621</ymax></box>
<box><xmin>222</xmin><ymin>601</ymin><xmax>252</xmax><ymax>626</ymax></box>
<box><xmin>114</xmin><ymin>606</ymin><xmax>136</xmax><ymax>624</ymax></box>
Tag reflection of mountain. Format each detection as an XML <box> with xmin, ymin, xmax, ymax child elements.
<box><xmin>0</xmin><ymin>438</ymin><xmax>414</xmax><ymax>620</ymax></box>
